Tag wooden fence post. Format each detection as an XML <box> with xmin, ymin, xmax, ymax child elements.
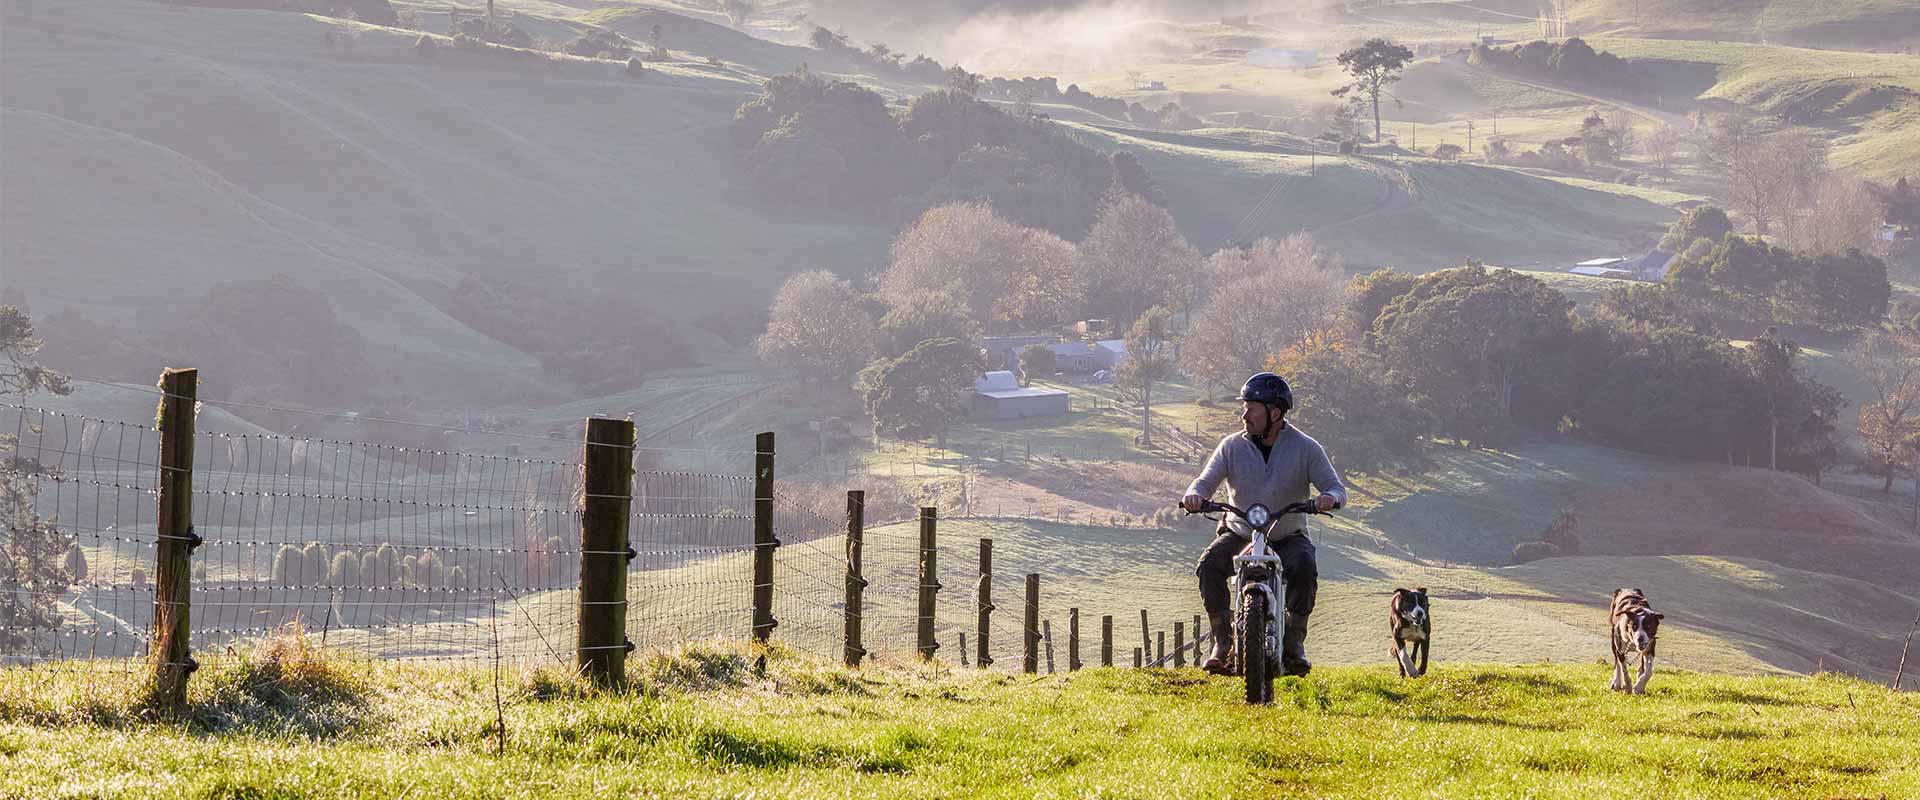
<box><xmin>1102</xmin><ymin>615</ymin><xmax>1114</xmax><ymax>667</ymax></box>
<box><xmin>149</xmin><ymin>368</ymin><xmax>198</xmax><ymax>713</ymax></box>
<box><xmin>1133</xmin><ymin>647</ymin><xmax>1142</xmax><ymax>668</ymax></box>
<box><xmin>1155</xmin><ymin>631</ymin><xmax>1165</xmax><ymax>666</ymax></box>
<box><xmin>1068</xmin><ymin>608</ymin><xmax>1081</xmax><ymax>671</ymax></box>
<box><xmin>976</xmin><ymin>538</ymin><xmax>993</xmax><ymax>669</ymax></box>
<box><xmin>843</xmin><ymin>490</ymin><xmax>866</xmax><ymax>667</ymax></box>
<box><xmin>752</xmin><ymin>432</ymin><xmax>776</xmax><ymax>643</ymax></box>
<box><xmin>579</xmin><ymin>417</ymin><xmax>635</xmax><ymax>687</ymax></box>
<box><xmin>917</xmin><ymin>507</ymin><xmax>940</xmax><ymax>660</ymax></box>
<box><xmin>1043</xmin><ymin>620</ymin><xmax>1056</xmax><ymax>673</ymax></box>
<box><xmin>1192</xmin><ymin>614</ymin><xmax>1203</xmax><ymax>662</ymax></box>
<box><xmin>1024</xmin><ymin>573</ymin><xmax>1040</xmax><ymax>674</ymax></box>
<box><xmin>1173</xmin><ymin>621</ymin><xmax>1185</xmax><ymax>668</ymax></box>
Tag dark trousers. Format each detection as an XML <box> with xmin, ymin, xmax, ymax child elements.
<box><xmin>1197</xmin><ymin>531</ymin><xmax>1318</xmax><ymax>619</ymax></box>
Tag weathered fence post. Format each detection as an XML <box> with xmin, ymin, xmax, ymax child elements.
<box><xmin>1155</xmin><ymin>631</ymin><xmax>1165</xmax><ymax>666</ymax></box>
<box><xmin>844</xmin><ymin>490</ymin><xmax>866</xmax><ymax>667</ymax></box>
<box><xmin>150</xmin><ymin>368</ymin><xmax>198</xmax><ymax>712</ymax></box>
<box><xmin>1102</xmin><ymin>615</ymin><xmax>1114</xmax><ymax>667</ymax></box>
<box><xmin>1133</xmin><ymin>647</ymin><xmax>1142</xmax><ymax>668</ymax></box>
<box><xmin>1173</xmin><ymin>621</ymin><xmax>1186</xmax><ymax>668</ymax></box>
<box><xmin>1068</xmin><ymin>608</ymin><xmax>1081</xmax><ymax>671</ymax></box>
<box><xmin>752</xmin><ymin>432</ymin><xmax>776</xmax><ymax>643</ymax></box>
<box><xmin>1192</xmin><ymin>614</ymin><xmax>1203</xmax><ymax>662</ymax></box>
<box><xmin>578</xmin><ymin>417</ymin><xmax>635</xmax><ymax>687</ymax></box>
<box><xmin>1043</xmin><ymin>619</ymin><xmax>1056</xmax><ymax>673</ymax></box>
<box><xmin>1139</xmin><ymin>609</ymin><xmax>1151</xmax><ymax>662</ymax></box>
<box><xmin>976</xmin><ymin>538</ymin><xmax>993</xmax><ymax>669</ymax></box>
<box><xmin>958</xmin><ymin>632</ymin><xmax>969</xmax><ymax>666</ymax></box>
<box><xmin>1024</xmin><ymin>573</ymin><xmax>1040</xmax><ymax>674</ymax></box>
<box><xmin>917</xmin><ymin>507</ymin><xmax>940</xmax><ymax>660</ymax></box>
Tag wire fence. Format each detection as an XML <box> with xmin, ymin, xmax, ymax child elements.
<box><xmin>2</xmin><ymin>380</ymin><xmax>1484</xmax><ymax>685</ymax></box>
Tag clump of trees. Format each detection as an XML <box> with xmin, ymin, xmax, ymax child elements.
<box><xmin>1663</xmin><ymin>225</ymin><xmax>1890</xmax><ymax>331</ymax></box>
<box><xmin>1292</xmin><ymin>263</ymin><xmax>1849</xmax><ymax>480</ymax></box>
<box><xmin>1469</xmin><ymin>38</ymin><xmax>1651</xmax><ymax>97</ymax></box>
<box><xmin>730</xmin><ymin>71</ymin><xmax>1163</xmax><ymax>239</ymax></box>
<box><xmin>758</xmin><ymin>191</ymin><xmax>1202</xmax><ymax>438</ymax></box>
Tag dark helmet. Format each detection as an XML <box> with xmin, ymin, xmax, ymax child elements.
<box><xmin>1238</xmin><ymin>372</ymin><xmax>1293</xmax><ymax>411</ymax></box>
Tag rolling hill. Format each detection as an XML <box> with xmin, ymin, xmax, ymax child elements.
<box><xmin>2</xmin><ymin>0</ymin><xmax>1699</xmax><ymax>415</ymax></box>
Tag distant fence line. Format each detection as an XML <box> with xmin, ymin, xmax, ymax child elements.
<box><xmin>1</xmin><ymin>369</ymin><xmax>1253</xmax><ymax>709</ymax></box>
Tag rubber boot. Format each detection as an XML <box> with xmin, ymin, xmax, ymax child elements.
<box><xmin>1202</xmin><ymin>614</ymin><xmax>1234</xmax><ymax>675</ymax></box>
<box><xmin>1281</xmin><ymin>613</ymin><xmax>1311</xmax><ymax>677</ymax></box>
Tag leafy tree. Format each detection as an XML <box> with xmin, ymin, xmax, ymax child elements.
<box><xmin>1080</xmin><ymin>190</ymin><xmax>1199</xmax><ymax>328</ymax></box>
<box><xmin>1579</xmin><ymin>112</ymin><xmax>1614</xmax><ymax>164</ymax></box>
<box><xmin>876</xmin><ymin>294</ymin><xmax>980</xmax><ymax>360</ymax></box>
<box><xmin>1740</xmin><ymin>329</ymin><xmax>1817</xmax><ymax>471</ymax></box>
<box><xmin>1658</xmin><ymin>206</ymin><xmax>1734</xmax><ymax>252</ymax></box>
<box><xmin>0</xmin><ymin>307</ymin><xmax>73</xmax><ymax>656</ymax></box>
<box><xmin>1331</xmin><ymin>38</ymin><xmax>1414</xmax><ymax>143</ymax></box>
<box><xmin>879</xmin><ymin>203</ymin><xmax>1082</xmax><ymax>331</ymax></box>
<box><xmin>1272</xmin><ymin>335</ymin><xmax>1431</xmax><ymax>473</ymax></box>
<box><xmin>1115</xmin><ymin>307</ymin><xmax>1176</xmax><ymax>447</ymax></box>
<box><xmin>731</xmin><ymin>71</ymin><xmax>913</xmax><ymax>206</ymax></box>
<box><xmin>859</xmin><ymin>338</ymin><xmax>985</xmax><ymax>441</ymax></box>
<box><xmin>1431</xmin><ymin>143</ymin><xmax>1463</xmax><ymax>161</ymax></box>
<box><xmin>1017</xmin><ymin>344</ymin><xmax>1056</xmax><ymax>386</ymax></box>
<box><xmin>274</xmin><ymin>545</ymin><xmax>304</xmax><ymax>588</ymax></box>
<box><xmin>757</xmin><ymin>271</ymin><xmax>877</xmax><ymax>392</ymax></box>
<box><xmin>1372</xmin><ymin>266</ymin><xmax>1575</xmax><ymax>445</ymax></box>
<box><xmin>1341</xmin><ymin>268</ymin><xmax>1419</xmax><ymax>347</ymax></box>
<box><xmin>331</xmin><ymin>551</ymin><xmax>360</xmax><ymax>587</ymax></box>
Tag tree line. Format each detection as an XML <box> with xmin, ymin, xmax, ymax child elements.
<box><xmin>730</xmin><ymin>69</ymin><xmax>1162</xmax><ymax>240</ymax></box>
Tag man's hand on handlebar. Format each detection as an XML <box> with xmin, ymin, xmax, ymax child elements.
<box><xmin>1314</xmin><ymin>494</ymin><xmax>1341</xmax><ymax>513</ymax></box>
<box><xmin>1182</xmin><ymin>493</ymin><xmax>1207</xmax><ymax>513</ymax></box>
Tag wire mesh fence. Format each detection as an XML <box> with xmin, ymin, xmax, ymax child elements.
<box><xmin>2</xmin><ymin>383</ymin><xmax>1242</xmax><ymax>685</ymax></box>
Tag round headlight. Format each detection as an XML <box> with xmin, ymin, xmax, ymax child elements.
<box><xmin>1246</xmin><ymin>504</ymin><xmax>1271</xmax><ymax>529</ymax></box>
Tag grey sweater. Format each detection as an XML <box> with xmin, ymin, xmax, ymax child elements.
<box><xmin>1185</xmin><ymin>425</ymin><xmax>1347</xmax><ymax>537</ymax></box>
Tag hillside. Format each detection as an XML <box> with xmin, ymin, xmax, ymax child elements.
<box><xmin>0</xmin><ymin>0</ymin><xmax>892</xmax><ymax>409</ymax></box>
<box><xmin>2</xmin><ymin>0</ymin><xmax>1707</xmax><ymax>414</ymax></box>
<box><xmin>3</xmin><ymin>643</ymin><xmax>1915</xmax><ymax>798</ymax></box>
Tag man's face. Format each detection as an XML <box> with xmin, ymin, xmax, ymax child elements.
<box><xmin>1241</xmin><ymin>401</ymin><xmax>1273</xmax><ymax>434</ymax></box>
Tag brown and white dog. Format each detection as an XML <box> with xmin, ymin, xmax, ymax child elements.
<box><xmin>1389</xmin><ymin>587</ymin><xmax>1430</xmax><ymax>678</ymax></box>
<box><xmin>1609</xmin><ymin>588</ymin><xmax>1665</xmax><ymax>694</ymax></box>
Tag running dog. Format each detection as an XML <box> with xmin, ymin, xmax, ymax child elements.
<box><xmin>1609</xmin><ymin>588</ymin><xmax>1665</xmax><ymax>694</ymax></box>
<box><xmin>1389</xmin><ymin>587</ymin><xmax>1430</xmax><ymax>678</ymax></box>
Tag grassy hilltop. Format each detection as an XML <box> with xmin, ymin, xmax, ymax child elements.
<box><xmin>2</xmin><ymin>639</ymin><xmax>1915</xmax><ymax>799</ymax></box>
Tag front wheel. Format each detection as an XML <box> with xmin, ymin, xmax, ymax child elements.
<box><xmin>1241</xmin><ymin>592</ymin><xmax>1274</xmax><ymax>704</ymax></box>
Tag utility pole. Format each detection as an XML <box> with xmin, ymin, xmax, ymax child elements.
<box><xmin>1466</xmin><ymin>120</ymin><xmax>1475</xmax><ymax>156</ymax></box>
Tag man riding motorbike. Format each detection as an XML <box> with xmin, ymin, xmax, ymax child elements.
<box><xmin>1182</xmin><ymin>372</ymin><xmax>1346</xmax><ymax>677</ymax></box>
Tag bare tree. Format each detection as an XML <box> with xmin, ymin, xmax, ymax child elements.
<box><xmin>1642</xmin><ymin>125</ymin><xmax>1681</xmax><ymax>172</ymax></box>
<box><xmin>1762</xmin><ymin>127</ymin><xmax>1830</xmax><ymax>245</ymax></box>
<box><xmin>756</xmin><ymin>270</ymin><xmax>876</xmax><ymax>391</ymax></box>
<box><xmin>1605</xmin><ymin>108</ymin><xmax>1639</xmax><ymax>158</ymax></box>
<box><xmin>1850</xmin><ymin>330</ymin><xmax>1920</xmax><ymax>492</ymax></box>
<box><xmin>1186</xmin><ymin>234</ymin><xmax>1345</xmax><ymax>398</ymax></box>
<box><xmin>1791</xmin><ymin>175</ymin><xmax>1886</xmax><ymax>258</ymax></box>
<box><xmin>1703</xmin><ymin>116</ymin><xmax>1828</xmax><ymax>236</ymax></box>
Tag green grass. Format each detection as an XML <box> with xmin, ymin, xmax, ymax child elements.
<box><xmin>3</xmin><ymin>641</ymin><xmax>1916</xmax><ymax>798</ymax></box>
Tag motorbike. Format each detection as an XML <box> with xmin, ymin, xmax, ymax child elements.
<box><xmin>1187</xmin><ymin>499</ymin><xmax>1327</xmax><ymax>704</ymax></box>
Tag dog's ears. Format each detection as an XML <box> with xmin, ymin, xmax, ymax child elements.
<box><xmin>1651</xmin><ymin>613</ymin><xmax>1665</xmax><ymax>621</ymax></box>
<box><xmin>1415</xmin><ymin>587</ymin><xmax>1427</xmax><ymax>595</ymax></box>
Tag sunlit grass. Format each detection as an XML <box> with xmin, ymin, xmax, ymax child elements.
<box><xmin>2</xmin><ymin>641</ymin><xmax>1915</xmax><ymax>799</ymax></box>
